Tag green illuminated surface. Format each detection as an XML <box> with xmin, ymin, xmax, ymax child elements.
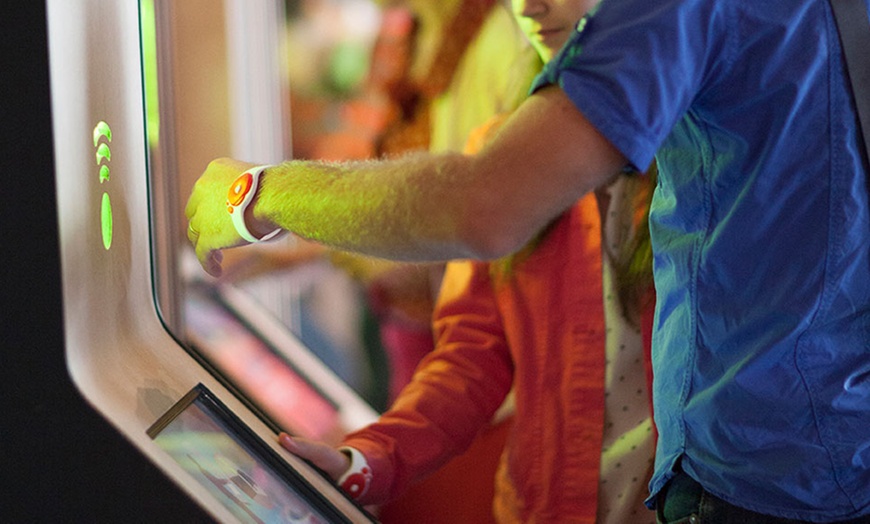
<box><xmin>96</xmin><ymin>142</ymin><xmax>111</xmax><ymax>165</ymax></box>
<box><xmin>93</xmin><ymin>120</ymin><xmax>112</xmax><ymax>146</ymax></box>
<box><xmin>93</xmin><ymin>120</ymin><xmax>113</xmax><ymax>250</ymax></box>
<box><xmin>140</xmin><ymin>0</ymin><xmax>160</xmax><ymax>147</ymax></box>
<box><xmin>101</xmin><ymin>192</ymin><xmax>113</xmax><ymax>250</ymax></box>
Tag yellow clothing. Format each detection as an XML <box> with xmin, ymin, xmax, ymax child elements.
<box><xmin>428</xmin><ymin>6</ymin><xmax>541</xmax><ymax>153</ymax></box>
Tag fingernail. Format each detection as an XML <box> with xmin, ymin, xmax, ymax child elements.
<box><xmin>278</xmin><ymin>432</ymin><xmax>294</xmax><ymax>449</ymax></box>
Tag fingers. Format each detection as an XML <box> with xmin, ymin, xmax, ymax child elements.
<box><xmin>196</xmin><ymin>243</ymin><xmax>223</xmax><ymax>278</ymax></box>
<box><xmin>187</xmin><ymin>222</ymin><xmax>199</xmax><ymax>245</ymax></box>
<box><xmin>278</xmin><ymin>433</ymin><xmax>351</xmax><ymax>480</ymax></box>
<box><xmin>185</xmin><ymin>158</ymin><xmax>256</xmax><ymax>277</ymax></box>
<box><xmin>188</xmin><ymin>220</ymin><xmax>224</xmax><ymax>277</ymax></box>
<box><xmin>206</xmin><ymin>250</ymin><xmax>223</xmax><ymax>278</ymax></box>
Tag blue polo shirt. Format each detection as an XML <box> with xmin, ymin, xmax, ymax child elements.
<box><xmin>532</xmin><ymin>0</ymin><xmax>870</xmax><ymax>521</ymax></box>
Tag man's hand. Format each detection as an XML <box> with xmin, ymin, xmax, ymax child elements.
<box><xmin>278</xmin><ymin>432</ymin><xmax>351</xmax><ymax>481</ymax></box>
<box><xmin>185</xmin><ymin>158</ymin><xmax>258</xmax><ymax>276</ymax></box>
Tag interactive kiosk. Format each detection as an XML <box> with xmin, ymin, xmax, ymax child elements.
<box><xmin>47</xmin><ymin>0</ymin><xmax>379</xmax><ymax>521</ymax></box>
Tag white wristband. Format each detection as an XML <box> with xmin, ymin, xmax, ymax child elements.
<box><xmin>225</xmin><ymin>165</ymin><xmax>282</xmax><ymax>243</ymax></box>
<box><xmin>337</xmin><ymin>447</ymin><xmax>372</xmax><ymax>500</ymax></box>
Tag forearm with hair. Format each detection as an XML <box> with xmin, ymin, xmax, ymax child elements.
<box><xmin>242</xmin><ymin>88</ymin><xmax>625</xmax><ymax>264</ymax></box>
<box><xmin>252</xmin><ymin>152</ymin><xmax>476</xmax><ymax>261</ymax></box>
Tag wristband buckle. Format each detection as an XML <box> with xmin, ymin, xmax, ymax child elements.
<box><xmin>337</xmin><ymin>447</ymin><xmax>372</xmax><ymax>501</ymax></box>
<box><xmin>226</xmin><ymin>165</ymin><xmax>282</xmax><ymax>243</ymax></box>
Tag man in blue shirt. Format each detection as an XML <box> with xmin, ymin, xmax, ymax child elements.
<box><xmin>530</xmin><ymin>1</ymin><xmax>870</xmax><ymax>522</ymax></box>
<box><xmin>186</xmin><ymin>1</ymin><xmax>870</xmax><ymax>520</ymax></box>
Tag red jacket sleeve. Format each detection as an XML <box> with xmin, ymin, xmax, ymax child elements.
<box><xmin>342</xmin><ymin>259</ymin><xmax>514</xmax><ymax>504</ymax></box>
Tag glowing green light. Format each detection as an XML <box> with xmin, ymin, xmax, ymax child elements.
<box><xmin>93</xmin><ymin>120</ymin><xmax>112</xmax><ymax>147</ymax></box>
<box><xmin>96</xmin><ymin>142</ymin><xmax>111</xmax><ymax>165</ymax></box>
<box><xmin>94</xmin><ymin>120</ymin><xmax>114</xmax><ymax>250</ymax></box>
<box><xmin>140</xmin><ymin>0</ymin><xmax>160</xmax><ymax>147</ymax></box>
<box><xmin>101</xmin><ymin>192</ymin><xmax>113</xmax><ymax>250</ymax></box>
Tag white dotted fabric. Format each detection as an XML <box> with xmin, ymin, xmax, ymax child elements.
<box><xmin>595</xmin><ymin>178</ymin><xmax>656</xmax><ymax>524</ymax></box>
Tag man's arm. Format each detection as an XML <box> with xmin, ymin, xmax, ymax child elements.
<box><xmin>185</xmin><ymin>86</ymin><xmax>626</xmax><ymax>276</ymax></box>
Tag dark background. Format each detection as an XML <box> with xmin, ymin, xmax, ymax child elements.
<box><xmin>0</xmin><ymin>4</ymin><xmax>211</xmax><ymax>521</ymax></box>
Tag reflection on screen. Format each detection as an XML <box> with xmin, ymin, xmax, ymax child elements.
<box><xmin>185</xmin><ymin>285</ymin><xmax>343</xmax><ymax>442</ymax></box>
<box><xmin>150</xmin><ymin>386</ymin><xmax>334</xmax><ymax>524</ymax></box>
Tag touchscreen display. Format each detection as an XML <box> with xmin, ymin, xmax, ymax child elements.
<box><xmin>148</xmin><ymin>385</ymin><xmax>346</xmax><ymax>524</ymax></box>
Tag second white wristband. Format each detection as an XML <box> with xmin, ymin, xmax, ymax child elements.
<box><xmin>337</xmin><ymin>446</ymin><xmax>372</xmax><ymax>500</ymax></box>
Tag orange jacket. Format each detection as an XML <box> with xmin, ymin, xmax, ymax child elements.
<box><xmin>343</xmin><ymin>192</ymin><xmax>655</xmax><ymax>523</ymax></box>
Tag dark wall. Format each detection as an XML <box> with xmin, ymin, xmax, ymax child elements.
<box><xmin>0</xmin><ymin>4</ymin><xmax>211</xmax><ymax>522</ymax></box>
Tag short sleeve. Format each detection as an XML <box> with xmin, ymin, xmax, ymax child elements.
<box><xmin>531</xmin><ymin>0</ymin><xmax>728</xmax><ymax>171</ymax></box>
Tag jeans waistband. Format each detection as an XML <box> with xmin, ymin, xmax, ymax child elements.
<box><xmin>656</xmin><ymin>472</ymin><xmax>870</xmax><ymax>524</ymax></box>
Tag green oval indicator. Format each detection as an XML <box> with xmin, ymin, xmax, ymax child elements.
<box><xmin>101</xmin><ymin>192</ymin><xmax>113</xmax><ymax>250</ymax></box>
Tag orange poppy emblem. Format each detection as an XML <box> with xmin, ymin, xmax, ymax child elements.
<box><xmin>226</xmin><ymin>172</ymin><xmax>254</xmax><ymax>213</ymax></box>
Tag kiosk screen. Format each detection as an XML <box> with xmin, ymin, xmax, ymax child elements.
<box><xmin>148</xmin><ymin>384</ymin><xmax>348</xmax><ymax>524</ymax></box>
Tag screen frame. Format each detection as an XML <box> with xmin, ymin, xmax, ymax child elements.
<box><xmin>147</xmin><ymin>383</ymin><xmax>360</xmax><ymax>524</ymax></box>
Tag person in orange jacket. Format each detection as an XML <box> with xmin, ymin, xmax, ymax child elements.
<box><xmin>277</xmin><ymin>1</ymin><xmax>658</xmax><ymax>522</ymax></box>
